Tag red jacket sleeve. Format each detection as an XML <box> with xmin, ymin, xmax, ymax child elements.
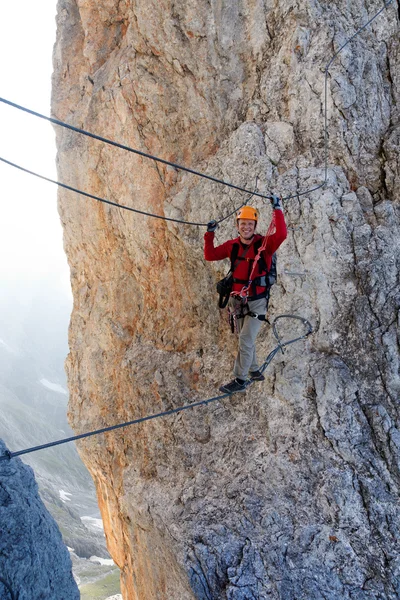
<box><xmin>204</xmin><ymin>232</ymin><xmax>234</xmax><ymax>261</ymax></box>
<box><xmin>263</xmin><ymin>209</ymin><xmax>287</xmax><ymax>256</ymax></box>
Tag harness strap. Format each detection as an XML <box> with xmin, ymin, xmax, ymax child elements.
<box><xmin>217</xmin><ymin>244</ymin><xmax>251</xmax><ymax>309</ymax></box>
<box><xmin>233</xmin><ymin>275</ymin><xmax>267</xmax><ymax>287</ymax></box>
<box><xmin>235</xmin><ymin>256</ymin><xmax>255</xmax><ymax>262</ymax></box>
<box><xmin>236</xmin><ymin>310</ymin><xmax>269</xmax><ymax>322</ymax></box>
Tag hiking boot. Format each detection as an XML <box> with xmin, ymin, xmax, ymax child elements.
<box><xmin>219</xmin><ymin>378</ymin><xmax>247</xmax><ymax>394</ymax></box>
<box><xmin>249</xmin><ymin>370</ymin><xmax>265</xmax><ymax>381</ymax></box>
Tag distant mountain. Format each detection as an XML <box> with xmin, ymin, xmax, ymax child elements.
<box><xmin>0</xmin><ymin>274</ymin><xmax>108</xmax><ymax>559</ymax></box>
<box><xmin>0</xmin><ymin>439</ymin><xmax>79</xmax><ymax>600</ymax></box>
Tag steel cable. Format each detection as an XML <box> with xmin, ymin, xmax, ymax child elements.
<box><xmin>0</xmin><ymin>315</ymin><xmax>312</xmax><ymax>462</ymax></box>
<box><xmin>0</xmin><ymin>156</ymin><xmax>256</xmax><ymax>226</ymax></box>
<box><xmin>0</xmin><ymin>96</ymin><xmax>273</xmax><ymax>203</ymax></box>
<box><xmin>0</xmin><ymin>0</ymin><xmax>394</xmax><ymax>217</ymax></box>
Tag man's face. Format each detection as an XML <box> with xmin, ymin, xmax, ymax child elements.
<box><xmin>237</xmin><ymin>218</ymin><xmax>256</xmax><ymax>241</ymax></box>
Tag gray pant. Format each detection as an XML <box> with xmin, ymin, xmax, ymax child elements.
<box><xmin>228</xmin><ymin>296</ymin><xmax>268</xmax><ymax>380</ymax></box>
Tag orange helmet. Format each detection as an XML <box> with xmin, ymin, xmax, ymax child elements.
<box><xmin>236</xmin><ymin>205</ymin><xmax>258</xmax><ymax>222</ymax></box>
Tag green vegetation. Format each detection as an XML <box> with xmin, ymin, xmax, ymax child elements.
<box><xmin>79</xmin><ymin>569</ymin><xmax>121</xmax><ymax>600</ymax></box>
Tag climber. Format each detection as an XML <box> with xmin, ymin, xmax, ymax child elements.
<box><xmin>204</xmin><ymin>196</ymin><xmax>287</xmax><ymax>394</ymax></box>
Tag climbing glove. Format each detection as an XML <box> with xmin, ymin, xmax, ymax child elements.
<box><xmin>270</xmin><ymin>195</ymin><xmax>282</xmax><ymax>210</ymax></box>
<box><xmin>207</xmin><ymin>220</ymin><xmax>218</xmax><ymax>232</ymax></box>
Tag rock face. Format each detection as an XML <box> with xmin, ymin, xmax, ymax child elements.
<box><xmin>52</xmin><ymin>1</ymin><xmax>400</xmax><ymax>599</ymax></box>
<box><xmin>0</xmin><ymin>440</ymin><xmax>79</xmax><ymax>600</ymax></box>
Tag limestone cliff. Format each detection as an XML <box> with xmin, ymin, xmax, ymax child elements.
<box><xmin>0</xmin><ymin>440</ymin><xmax>79</xmax><ymax>600</ymax></box>
<box><xmin>52</xmin><ymin>1</ymin><xmax>400</xmax><ymax>598</ymax></box>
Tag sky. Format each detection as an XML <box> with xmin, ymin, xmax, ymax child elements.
<box><xmin>0</xmin><ymin>0</ymin><xmax>70</xmax><ymax>293</ymax></box>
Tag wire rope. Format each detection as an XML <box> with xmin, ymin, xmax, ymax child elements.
<box><xmin>0</xmin><ymin>315</ymin><xmax>312</xmax><ymax>462</ymax></box>
<box><xmin>0</xmin><ymin>156</ymin><xmax>256</xmax><ymax>226</ymax></box>
<box><xmin>0</xmin><ymin>97</ymin><xmax>273</xmax><ymax>203</ymax></box>
<box><xmin>279</xmin><ymin>0</ymin><xmax>394</xmax><ymax>201</ymax></box>
<box><xmin>0</xmin><ymin>0</ymin><xmax>394</xmax><ymax>214</ymax></box>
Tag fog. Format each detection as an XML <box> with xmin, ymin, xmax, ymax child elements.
<box><xmin>0</xmin><ymin>0</ymin><xmax>73</xmax><ymax>433</ymax></box>
<box><xmin>0</xmin><ymin>0</ymin><xmax>70</xmax><ymax>296</ymax></box>
<box><xmin>0</xmin><ymin>0</ymin><xmax>72</xmax><ymax>383</ymax></box>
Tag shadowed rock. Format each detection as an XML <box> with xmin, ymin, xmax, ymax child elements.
<box><xmin>0</xmin><ymin>439</ymin><xmax>79</xmax><ymax>600</ymax></box>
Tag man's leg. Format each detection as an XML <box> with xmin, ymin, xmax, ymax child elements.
<box><xmin>220</xmin><ymin>298</ymin><xmax>267</xmax><ymax>394</ymax></box>
<box><xmin>233</xmin><ymin>298</ymin><xmax>267</xmax><ymax>380</ymax></box>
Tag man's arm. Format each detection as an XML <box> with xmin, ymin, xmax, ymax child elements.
<box><xmin>204</xmin><ymin>232</ymin><xmax>233</xmax><ymax>261</ymax></box>
<box><xmin>264</xmin><ymin>206</ymin><xmax>287</xmax><ymax>255</ymax></box>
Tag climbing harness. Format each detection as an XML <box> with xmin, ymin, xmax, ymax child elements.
<box><xmin>0</xmin><ymin>315</ymin><xmax>312</xmax><ymax>463</ymax></box>
<box><xmin>230</xmin><ymin>211</ymin><xmax>277</xmax><ymax>303</ymax></box>
<box><xmin>231</xmin><ymin>242</ymin><xmax>276</xmax><ymax>300</ymax></box>
<box><xmin>216</xmin><ymin>244</ymin><xmax>251</xmax><ymax>308</ymax></box>
<box><xmin>228</xmin><ymin>301</ymin><xmax>270</xmax><ymax>334</ymax></box>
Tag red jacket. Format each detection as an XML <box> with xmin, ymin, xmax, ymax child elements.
<box><xmin>204</xmin><ymin>209</ymin><xmax>287</xmax><ymax>297</ymax></box>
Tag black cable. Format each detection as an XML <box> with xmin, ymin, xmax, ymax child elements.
<box><xmin>0</xmin><ymin>315</ymin><xmax>312</xmax><ymax>462</ymax></box>
<box><xmin>325</xmin><ymin>0</ymin><xmax>394</xmax><ymax>74</ymax></box>
<box><xmin>259</xmin><ymin>315</ymin><xmax>313</xmax><ymax>373</ymax></box>
<box><xmin>281</xmin><ymin>0</ymin><xmax>394</xmax><ymax>201</ymax></box>
<box><xmin>0</xmin><ymin>0</ymin><xmax>394</xmax><ymax>212</ymax></box>
<box><xmin>0</xmin><ymin>156</ymin><xmax>255</xmax><ymax>226</ymax></box>
<box><xmin>0</xmin><ymin>393</ymin><xmax>230</xmax><ymax>460</ymax></box>
<box><xmin>0</xmin><ymin>97</ymin><xmax>273</xmax><ymax>202</ymax></box>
